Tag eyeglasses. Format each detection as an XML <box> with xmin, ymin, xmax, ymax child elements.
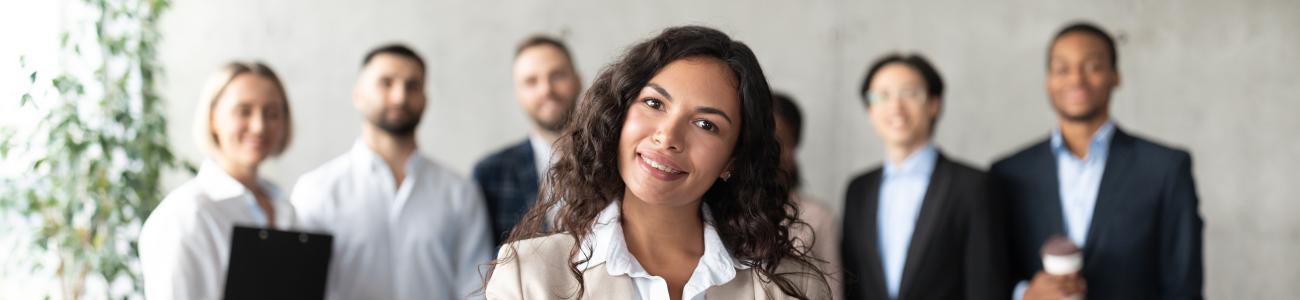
<box><xmin>863</xmin><ymin>89</ymin><xmax>929</xmax><ymax>106</ymax></box>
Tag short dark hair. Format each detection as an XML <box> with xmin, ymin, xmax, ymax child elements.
<box><xmin>771</xmin><ymin>91</ymin><xmax>804</xmax><ymax>189</ymax></box>
<box><xmin>362</xmin><ymin>43</ymin><xmax>426</xmax><ymax>73</ymax></box>
<box><xmin>858</xmin><ymin>53</ymin><xmax>945</xmax><ymax>135</ymax></box>
<box><xmin>858</xmin><ymin>53</ymin><xmax>945</xmax><ymax>106</ymax></box>
<box><xmin>514</xmin><ymin>34</ymin><xmax>575</xmax><ymax>62</ymax></box>
<box><xmin>1049</xmin><ymin>21</ymin><xmax>1118</xmax><ymax>70</ymax></box>
<box><xmin>771</xmin><ymin>91</ymin><xmax>803</xmax><ymax>146</ymax></box>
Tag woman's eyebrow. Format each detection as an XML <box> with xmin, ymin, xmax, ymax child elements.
<box><xmin>647</xmin><ymin>83</ymin><xmax>673</xmax><ymax>102</ymax></box>
<box><xmin>695</xmin><ymin>106</ymin><xmax>733</xmax><ymax>124</ymax></box>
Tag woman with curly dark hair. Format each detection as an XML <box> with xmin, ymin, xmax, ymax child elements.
<box><xmin>484</xmin><ymin>25</ymin><xmax>829</xmax><ymax>300</ymax></box>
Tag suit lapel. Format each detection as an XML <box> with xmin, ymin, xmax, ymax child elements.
<box><xmin>1034</xmin><ymin>141</ymin><xmax>1068</xmax><ymax>240</ymax></box>
<box><xmin>859</xmin><ymin>170</ymin><xmax>891</xmax><ymax>299</ymax></box>
<box><xmin>897</xmin><ymin>154</ymin><xmax>952</xmax><ymax>298</ymax></box>
<box><xmin>515</xmin><ymin>141</ymin><xmax>540</xmax><ymax>203</ymax></box>
<box><xmin>1083</xmin><ymin>128</ymin><xmax>1134</xmax><ymax>266</ymax></box>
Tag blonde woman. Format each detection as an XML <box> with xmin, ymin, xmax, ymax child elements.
<box><xmin>139</xmin><ymin>62</ymin><xmax>294</xmax><ymax>299</ymax></box>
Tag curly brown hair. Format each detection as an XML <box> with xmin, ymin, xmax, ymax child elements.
<box><xmin>490</xmin><ymin>25</ymin><xmax>827</xmax><ymax>299</ymax></box>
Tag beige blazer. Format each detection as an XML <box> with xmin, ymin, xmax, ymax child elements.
<box><xmin>486</xmin><ymin>234</ymin><xmax>829</xmax><ymax>299</ymax></box>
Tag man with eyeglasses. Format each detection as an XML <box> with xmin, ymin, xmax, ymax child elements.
<box><xmin>991</xmin><ymin>22</ymin><xmax>1203</xmax><ymax>300</ymax></box>
<box><xmin>841</xmin><ymin>53</ymin><xmax>1010</xmax><ymax>300</ymax></box>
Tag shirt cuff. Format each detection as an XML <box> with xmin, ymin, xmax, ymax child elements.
<box><xmin>1013</xmin><ymin>280</ymin><xmax>1029</xmax><ymax>300</ymax></box>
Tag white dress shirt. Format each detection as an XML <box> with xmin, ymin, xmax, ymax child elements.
<box><xmin>877</xmin><ymin>144</ymin><xmax>938</xmax><ymax>299</ymax></box>
<box><xmin>291</xmin><ymin>140</ymin><xmax>493</xmax><ymax>300</ymax></box>
<box><xmin>139</xmin><ymin>160</ymin><xmax>295</xmax><ymax>300</ymax></box>
<box><xmin>578</xmin><ymin>200</ymin><xmax>746</xmax><ymax>300</ymax></box>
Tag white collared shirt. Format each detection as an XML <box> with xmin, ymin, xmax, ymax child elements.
<box><xmin>578</xmin><ymin>200</ymin><xmax>746</xmax><ymax>300</ymax></box>
<box><xmin>528</xmin><ymin>133</ymin><xmax>555</xmax><ymax>181</ymax></box>
<box><xmin>139</xmin><ymin>160</ymin><xmax>295</xmax><ymax>300</ymax></box>
<box><xmin>290</xmin><ymin>140</ymin><xmax>492</xmax><ymax>300</ymax></box>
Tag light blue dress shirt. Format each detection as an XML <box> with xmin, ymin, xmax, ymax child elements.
<box><xmin>1050</xmin><ymin>121</ymin><xmax>1115</xmax><ymax>247</ymax></box>
<box><xmin>878</xmin><ymin>144</ymin><xmax>938</xmax><ymax>299</ymax></box>
<box><xmin>1013</xmin><ymin>121</ymin><xmax>1118</xmax><ymax>300</ymax></box>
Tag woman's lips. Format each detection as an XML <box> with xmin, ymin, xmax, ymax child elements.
<box><xmin>637</xmin><ymin>152</ymin><xmax>687</xmax><ymax>181</ymax></box>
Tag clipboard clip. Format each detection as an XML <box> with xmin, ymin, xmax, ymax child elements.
<box><xmin>257</xmin><ymin>229</ymin><xmax>312</xmax><ymax>244</ymax></box>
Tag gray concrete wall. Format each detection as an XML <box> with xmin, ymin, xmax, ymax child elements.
<box><xmin>155</xmin><ymin>0</ymin><xmax>1300</xmax><ymax>297</ymax></box>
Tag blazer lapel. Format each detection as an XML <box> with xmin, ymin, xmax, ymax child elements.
<box><xmin>897</xmin><ymin>154</ymin><xmax>952</xmax><ymax>298</ymax></box>
<box><xmin>859</xmin><ymin>170</ymin><xmax>891</xmax><ymax>299</ymax></box>
<box><xmin>515</xmin><ymin>141</ymin><xmax>541</xmax><ymax>205</ymax></box>
<box><xmin>1083</xmin><ymin>128</ymin><xmax>1134</xmax><ymax>266</ymax></box>
<box><xmin>583</xmin><ymin>266</ymin><xmax>635</xmax><ymax>299</ymax></box>
<box><xmin>1034</xmin><ymin>141</ymin><xmax>1068</xmax><ymax>240</ymax></box>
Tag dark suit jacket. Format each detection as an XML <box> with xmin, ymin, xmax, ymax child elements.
<box><xmin>842</xmin><ymin>152</ymin><xmax>1011</xmax><ymax>300</ymax></box>
<box><xmin>472</xmin><ymin>139</ymin><xmax>540</xmax><ymax>245</ymax></box>
<box><xmin>990</xmin><ymin>127</ymin><xmax>1204</xmax><ymax>300</ymax></box>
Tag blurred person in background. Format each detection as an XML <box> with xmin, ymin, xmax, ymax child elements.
<box><xmin>772</xmin><ymin>91</ymin><xmax>843</xmax><ymax>299</ymax></box>
<box><xmin>841</xmin><ymin>53</ymin><xmax>1010</xmax><ymax>300</ymax></box>
<box><xmin>290</xmin><ymin>44</ymin><xmax>492</xmax><ymax>300</ymax></box>
<box><xmin>140</xmin><ymin>61</ymin><xmax>296</xmax><ymax>299</ymax></box>
<box><xmin>474</xmin><ymin>35</ymin><xmax>583</xmax><ymax>245</ymax></box>
<box><xmin>991</xmin><ymin>21</ymin><xmax>1203</xmax><ymax>300</ymax></box>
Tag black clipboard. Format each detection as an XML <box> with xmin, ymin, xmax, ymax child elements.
<box><xmin>223</xmin><ymin>226</ymin><xmax>332</xmax><ymax>300</ymax></box>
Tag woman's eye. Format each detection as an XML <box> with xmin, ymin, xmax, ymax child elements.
<box><xmin>693</xmin><ymin>119</ymin><xmax>717</xmax><ymax>132</ymax></box>
<box><xmin>642</xmin><ymin>98</ymin><xmax>663</xmax><ymax>110</ymax></box>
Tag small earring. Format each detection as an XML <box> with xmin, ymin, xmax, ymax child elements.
<box><xmin>721</xmin><ymin>171</ymin><xmax>732</xmax><ymax>181</ymax></box>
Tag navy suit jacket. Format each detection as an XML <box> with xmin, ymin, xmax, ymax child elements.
<box><xmin>842</xmin><ymin>152</ymin><xmax>1011</xmax><ymax>300</ymax></box>
<box><xmin>472</xmin><ymin>139</ymin><xmax>540</xmax><ymax>245</ymax></box>
<box><xmin>990</xmin><ymin>127</ymin><xmax>1204</xmax><ymax>300</ymax></box>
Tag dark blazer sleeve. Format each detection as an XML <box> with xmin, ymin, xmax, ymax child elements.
<box><xmin>963</xmin><ymin>172</ymin><xmax>1012</xmax><ymax>300</ymax></box>
<box><xmin>1158</xmin><ymin>152</ymin><xmax>1204</xmax><ymax>299</ymax></box>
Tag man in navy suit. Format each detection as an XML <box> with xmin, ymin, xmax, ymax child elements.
<box><xmin>991</xmin><ymin>22</ymin><xmax>1204</xmax><ymax>300</ymax></box>
<box><xmin>473</xmin><ymin>35</ymin><xmax>582</xmax><ymax>245</ymax></box>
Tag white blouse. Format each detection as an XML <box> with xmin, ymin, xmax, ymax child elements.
<box><xmin>138</xmin><ymin>161</ymin><xmax>295</xmax><ymax>300</ymax></box>
<box><xmin>579</xmin><ymin>200</ymin><xmax>745</xmax><ymax>300</ymax></box>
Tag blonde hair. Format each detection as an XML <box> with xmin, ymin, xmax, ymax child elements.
<box><xmin>193</xmin><ymin>61</ymin><xmax>293</xmax><ymax>159</ymax></box>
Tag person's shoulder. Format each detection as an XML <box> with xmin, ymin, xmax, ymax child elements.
<box><xmin>756</xmin><ymin>258</ymin><xmax>832</xmax><ymax>299</ymax></box>
<box><xmin>494</xmin><ymin>234</ymin><xmax>580</xmax><ymax>281</ymax></box>
<box><xmin>489</xmin><ymin>234</ymin><xmax>583</xmax><ymax>297</ymax></box>
<box><xmin>295</xmin><ymin>152</ymin><xmax>356</xmax><ymax>188</ymax></box>
<box><xmin>846</xmin><ymin>166</ymin><xmax>884</xmax><ymax>189</ymax></box>
<box><xmin>939</xmin><ymin>154</ymin><xmax>988</xmax><ymax>179</ymax></box>
<box><xmin>151</xmin><ymin>179</ymin><xmax>220</xmax><ymax>220</ymax></box>
<box><xmin>987</xmin><ymin>135</ymin><xmax>1050</xmax><ymax>164</ymax></box>
<box><xmin>473</xmin><ymin>139</ymin><xmax>531</xmax><ymax>174</ymax></box>
<box><xmin>141</xmin><ymin>179</ymin><xmax>220</xmax><ymax>241</ymax></box>
<box><xmin>420</xmin><ymin>156</ymin><xmax>478</xmax><ymax>189</ymax></box>
<box><xmin>1122</xmin><ymin>131</ymin><xmax>1193</xmax><ymax>165</ymax></box>
<box><xmin>500</xmin><ymin>233</ymin><xmax>578</xmax><ymax>259</ymax></box>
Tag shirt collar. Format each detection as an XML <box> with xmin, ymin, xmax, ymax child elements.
<box><xmin>1050</xmin><ymin>121</ymin><xmax>1117</xmax><ymax>160</ymax></box>
<box><xmin>883</xmin><ymin>143</ymin><xmax>939</xmax><ymax>179</ymax></box>
<box><xmin>196</xmin><ymin>160</ymin><xmax>282</xmax><ymax>203</ymax></box>
<box><xmin>349</xmin><ymin>139</ymin><xmax>425</xmax><ymax>177</ymax></box>
<box><xmin>580</xmin><ymin>200</ymin><xmax>747</xmax><ymax>287</ymax></box>
<box><xmin>528</xmin><ymin>133</ymin><xmax>554</xmax><ymax>178</ymax></box>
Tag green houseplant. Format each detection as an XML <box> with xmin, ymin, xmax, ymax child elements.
<box><xmin>1</xmin><ymin>0</ymin><xmax>175</xmax><ymax>298</ymax></box>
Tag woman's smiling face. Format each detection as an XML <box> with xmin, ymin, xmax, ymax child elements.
<box><xmin>618</xmin><ymin>57</ymin><xmax>742</xmax><ymax>208</ymax></box>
